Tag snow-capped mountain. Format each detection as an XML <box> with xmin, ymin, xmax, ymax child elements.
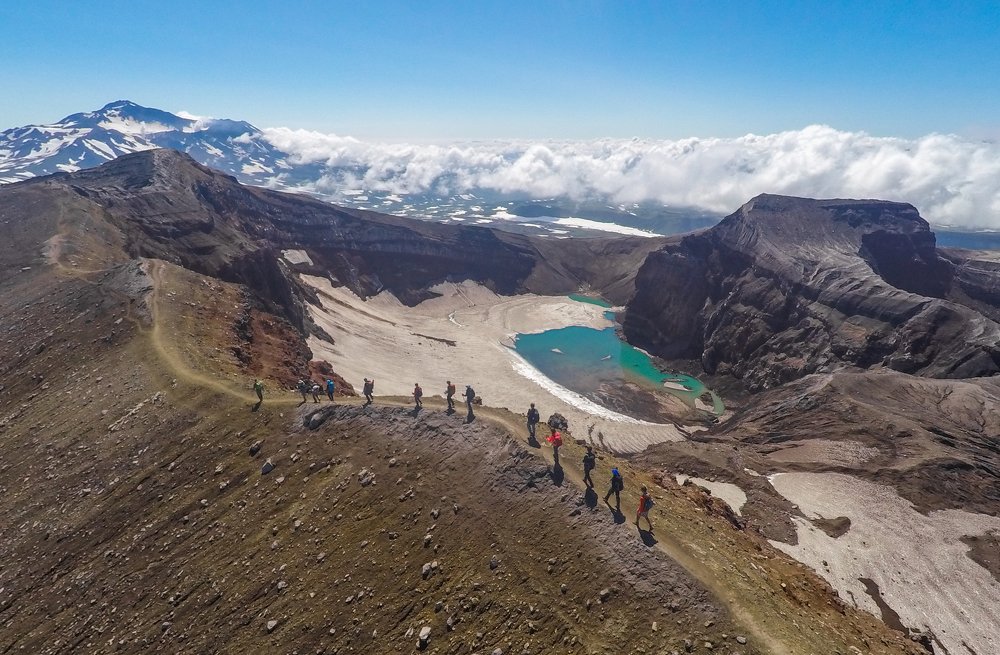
<box><xmin>0</xmin><ymin>100</ymin><xmax>721</xmax><ymax>238</ymax></box>
<box><xmin>0</xmin><ymin>100</ymin><xmax>289</xmax><ymax>185</ymax></box>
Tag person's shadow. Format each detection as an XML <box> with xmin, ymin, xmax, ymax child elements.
<box><xmin>465</xmin><ymin>408</ymin><xmax>476</xmax><ymax>424</ymax></box>
<box><xmin>410</xmin><ymin>406</ymin><xmax>422</xmax><ymax>417</ymax></box>
<box><xmin>550</xmin><ymin>461</ymin><xmax>564</xmax><ymax>486</ymax></box>
<box><xmin>638</xmin><ymin>528</ymin><xmax>658</xmax><ymax>547</ymax></box>
<box><xmin>251</xmin><ymin>400</ymin><xmax>262</xmax><ymax>413</ymax></box>
<box><xmin>609</xmin><ymin>506</ymin><xmax>625</xmax><ymax>524</ymax></box>
<box><xmin>584</xmin><ymin>487</ymin><xmax>598</xmax><ymax>509</ymax></box>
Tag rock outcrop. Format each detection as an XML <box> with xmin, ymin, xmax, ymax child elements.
<box><xmin>623</xmin><ymin>194</ymin><xmax>1000</xmax><ymax>390</ymax></box>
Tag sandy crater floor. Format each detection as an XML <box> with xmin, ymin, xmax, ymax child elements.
<box><xmin>303</xmin><ymin>277</ymin><xmax>693</xmax><ymax>453</ymax></box>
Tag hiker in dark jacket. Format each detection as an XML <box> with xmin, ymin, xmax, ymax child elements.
<box><xmin>464</xmin><ymin>385</ymin><xmax>476</xmax><ymax>415</ymax></box>
<box><xmin>604</xmin><ymin>467</ymin><xmax>624</xmax><ymax>510</ymax></box>
<box><xmin>582</xmin><ymin>446</ymin><xmax>596</xmax><ymax>487</ymax></box>
<box><xmin>362</xmin><ymin>378</ymin><xmax>374</xmax><ymax>405</ymax></box>
<box><xmin>253</xmin><ymin>379</ymin><xmax>264</xmax><ymax>402</ymax></box>
<box><xmin>296</xmin><ymin>379</ymin><xmax>308</xmax><ymax>403</ymax></box>
<box><xmin>526</xmin><ymin>403</ymin><xmax>540</xmax><ymax>440</ymax></box>
<box><xmin>413</xmin><ymin>383</ymin><xmax>423</xmax><ymax>409</ymax></box>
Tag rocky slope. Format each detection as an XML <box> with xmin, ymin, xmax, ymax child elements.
<box><xmin>0</xmin><ymin>149</ymin><xmax>935</xmax><ymax>654</ymax></box>
<box><xmin>623</xmin><ymin>194</ymin><xmax>1000</xmax><ymax>390</ymax></box>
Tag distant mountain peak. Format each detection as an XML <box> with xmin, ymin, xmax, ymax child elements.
<box><xmin>0</xmin><ymin>100</ymin><xmax>283</xmax><ymax>185</ymax></box>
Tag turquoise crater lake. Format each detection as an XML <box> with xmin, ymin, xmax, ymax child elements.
<box><xmin>514</xmin><ymin>295</ymin><xmax>724</xmax><ymax>417</ymax></box>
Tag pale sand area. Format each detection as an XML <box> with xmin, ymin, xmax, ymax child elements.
<box><xmin>302</xmin><ymin>276</ymin><xmax>692</xmax><ymax>453</ymax></box>
<box><xmin>769</xmin><ymin>472</ymin><xmax>1000</xmax><ymax>655</ymax></box>
<box><xmin>675</xmin><ymin>474</ymin><xmax>747</xmax><ymax>516</ymax></box>
<box><xmin>765</xmin><ymin>439</ymin><xmax>880</xmax><ymax>467</ymax></box>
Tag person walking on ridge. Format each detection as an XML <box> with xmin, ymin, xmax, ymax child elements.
<box><xmin>526</xmin><ymin>403</ymin><xmax>540</xmax><ymax>441</ymax></box>
<box><xmin>582</xmin><ymin>446</ymin><xmax>596</xmax><ymax>487</ymax></box>
<box><xmin>362</xmin><ymin>378</ymin><xmax>374</xmax><ymax>405</ymax></box>
<box><xmin>413</xmin><ymin>382</ymin><xmax>423</xmax><ymax>409</ymax></box>
<box><xmin>636</xmin><ymin>484</ymin><xmax>654</xmax><ymax>531</ymax></box>
<box><xmin>253</xmin><ymin>378</ymin><xmax>265</xmax><ymax>403</ymax></box>
<box><xmin>546</xmin><ymin>426</ymin><xmax>563</xmax><ymax>464</ymax></box>
<box><xmin>445</xmin><ymin>380</ymin><xmax>456</xmax><ymax>412</ymax></box>
<box><xmin>604</xmin><ymin>467</ymin><xmax>624</xmax><ymax>511</ymax></box>
<box><xmin>325</xmin><ymin>378</ymin><xmax>335</xmax><ymax>401</ymax></box>
<box><xmin>310</xmin><ymin>382</ymin><xmax>321</xmax><ymax>403</ymax></box>
<box><xmin>464</xmin><ymin>384</ymin><xmax>476</xmax><ymax>418</ymax></box>
<box><xmin>296</xmin><ymin>379</ymin><xmax>308</xmax><ymax>403</ymax></box>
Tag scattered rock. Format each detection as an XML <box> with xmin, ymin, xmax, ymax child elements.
<box><xmin>261</xmin><ymin>459</ymin><xmax>275</xmax><ymax>475</ymax></box>
<box><xmin>266</xmin><ymin>620</ymin><xmax>278</xmax><ymax>633</ymax></box>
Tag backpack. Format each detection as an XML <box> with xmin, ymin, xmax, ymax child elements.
<box><xmin>527</xmin><ymin>408</ymin><xmax>539</xmax><ymax>423</ymax></box>
<box><xmin>415</xmin><ymin>386</ymin><xmax>423</xmax><ymax>397</ymax></box>
<box><xmin>613</xmin><ymin>473</ymin><xmax>624</xmax><ymax>491</ymax></box>
<box><xmin>466</xmin><ymin>387</ymin><xmax>476</xmax><ymax>399</ymax></box>
<box><xmin>583</xmin><ymin>453</ymin><xmax>595</xmax><ymax>471</ymax></box>
<box><xmin>644</xmin><ymin>495</ymin><xmax>654</xmax><ymax>511</ymax></box>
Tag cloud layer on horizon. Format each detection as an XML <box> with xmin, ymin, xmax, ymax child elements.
<box><xmin>261</xmin><ymin>125</ymin><xmax>1000</xmax><ymax>228</ymax></box>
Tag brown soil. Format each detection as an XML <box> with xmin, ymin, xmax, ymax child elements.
<box><xmin>812</xmin><ymin>516</ymin><xmax>852</xmax><ymax>538</ymax></box>
<box><xmin>962</xmin><ymin>532</ymin><xmax>1000</xmax><ymax>583</ymax></box>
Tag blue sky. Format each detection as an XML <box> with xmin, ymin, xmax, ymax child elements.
<box><xmin>2</xmin><ymin>1</ymin><xmax>999</xmax><ymax>139</ymax></box>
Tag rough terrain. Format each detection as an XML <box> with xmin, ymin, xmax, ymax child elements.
<box><xmin>0</xmin><ymin>150</ymin><xmax>934</xmax><ymax>654</ymax></box>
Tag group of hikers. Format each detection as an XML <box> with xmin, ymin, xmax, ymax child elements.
<box><xmin>527</xmin><ymin>401</ymin><xmax>654</xmax><ymax>531</ymax></box>
<box><xmin>250</xmin><ymin>377</ymin><xmax>655</xmax><ymax>530</ymax></box>
<box><xmin>411</xmin><ymin>380</ymin><xmax>477</xmax><ymax>416</ymax></box>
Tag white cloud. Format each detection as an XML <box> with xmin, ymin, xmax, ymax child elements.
<box><xmin>260</xmin><ymin>125</ymin><xmax>1000</xmax><ymax>228</ymax></box>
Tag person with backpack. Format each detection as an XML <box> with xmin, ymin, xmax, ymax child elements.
<box><xmin>253</xmin><ymin>379</ymin><xmax>265</xmax><ymax>403</ymax></box>
<box><xmin>296</xmin><ymin>379</ymin><xmax>308</xmax><ymax>403</ymax></box>
<box><xmin>546</xmin><ymin>426</ymin><xmax>563</xmax><ymax>463</ymax></box>
<box><xmin>526</xmin><ymin>403</ymin><xmax>540</xmax><ymax>440</ymax></box>
<box><xmin>413</xmin><ymin>383</ymin><xmax>423</xmax><ymax>409</ymax></box>
<box><xmin>604</xmin><ymin>467</ymin><xmax>624</xmax><ymax>510</ymax></box>
<box><xmin>363</xmin><ymin>378</ymin><xmax>374</xmax><ymax>405</ymax></box>
<box><xmin>445</xmin><ymin>380</ymin><xmax>456</xmax><ymax>411</ymax></box>
<box><xmin>325</xmin><ymin>379</ymin><xmax>335</xmax><ymax>401</ymax></box>
<box><xmin>582</xmin><ymin>446</ymin><xmax>596</xmax><ymax>487</ymax></box>
<box><xmin>636</xmin><ymin>484</ymin><xmax>654</xmax><ymax>531</ymax></box>
<box><xmin>464</xmin><ymin>384</ymin><xmax>476</xmax><ymax>417</ymax></box>
<box><xmin>310</xmin><ymin>382</ymin><xmax>321</xmax><ymax>403</ymax></box>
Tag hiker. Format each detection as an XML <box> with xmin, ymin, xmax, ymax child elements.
<box><xmin>253</xmin><ymin>378</ymin><xmax>264</xmax><ymax>402</ymax></box>
<box><xmin>445</xmin><ymin>380</ymin><xmax>456</xmax><ymax>411</ymax></box>
<box><xmin>325</xmin><ymin>378</ymin><xmax>335</xmax><ymax>401</ymax></box>
<box><xmin>636</xmin><ymin>484</ymin><xmax>654</xmax><ymax>531</ymax></box>
<box><xmin>526</xmin><ymin>403</ymin><xmax>540</xmax><ymax>440</ymax></box>
<box><xmin>310</xmin><ymin>382</ymin><xmax>321</xmax><ymax>403</ymax></box>
<box><xmin>296</xmin><ymin>379</ymin><xmax>308</xmax><ymax>402</ymax></box>
<box><xmin>546</xmin><ymin>426</ymin><xmax>563</xmax><ymax>463</ymax></box>
<box><xmin>464</xmin><ymin>384</ymin><xmax>476</xmax><ymax>415</ymax></box>
<box><xmin>363</xmin><ymin>378</ymin><xmax>374</xmax><ymax>405</ymax></box>
<box><xmin>413</xmin><ymin>382</ymin><xmax>423</xmax><ymax>409</ymax></box>
<box><xmin>604</xmin><ymin>467</ymin><xmax>624</xmax><ymax>510</ymax></box>
<box><xmin>582</xmin><ymin>446</ymin><xmax>596</xmax><ymax>487</ymax></box>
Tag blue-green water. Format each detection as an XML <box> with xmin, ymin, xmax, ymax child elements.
<box><xmin>515</xmin><ymin>297</ymin><xmax>724</xmax><ymax>416</ymax></box>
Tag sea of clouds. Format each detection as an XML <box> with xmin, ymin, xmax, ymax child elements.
<box><xmin>261</xmin><ymin>125</ymin><xmax>1000</xmax><ymax>228</ymax></box>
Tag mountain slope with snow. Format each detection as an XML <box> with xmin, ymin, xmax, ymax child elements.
<box><xmin>0</xmin><ymin>100</ymin><xmax>287</xmax><ymax>185</ymax></box>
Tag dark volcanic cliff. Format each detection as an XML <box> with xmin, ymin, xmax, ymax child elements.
<box><xmin>623</xmin><ymin>194</ymin><xmax>1000</xmax><ymax>390</ymax></box>
<box><xmin>5</xmin><ymin>149</ymin><xmax>661</xmax><ymax>331</ymax></box>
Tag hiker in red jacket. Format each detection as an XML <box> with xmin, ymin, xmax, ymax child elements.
<box><xmin>636</xmin><ymin>484</ymin><xmax>654</xmax><ymax>531</ymax></box>
<box><xmin>546</xmin><ymin>426</ymin><xmax>563</xmax><ymax>464</ymax></box>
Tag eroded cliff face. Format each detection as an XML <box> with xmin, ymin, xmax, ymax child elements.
<box><xmin>623</xmin><ymin>194</ymin><xmax>1000</xmax><ymax>390</ymax></box>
